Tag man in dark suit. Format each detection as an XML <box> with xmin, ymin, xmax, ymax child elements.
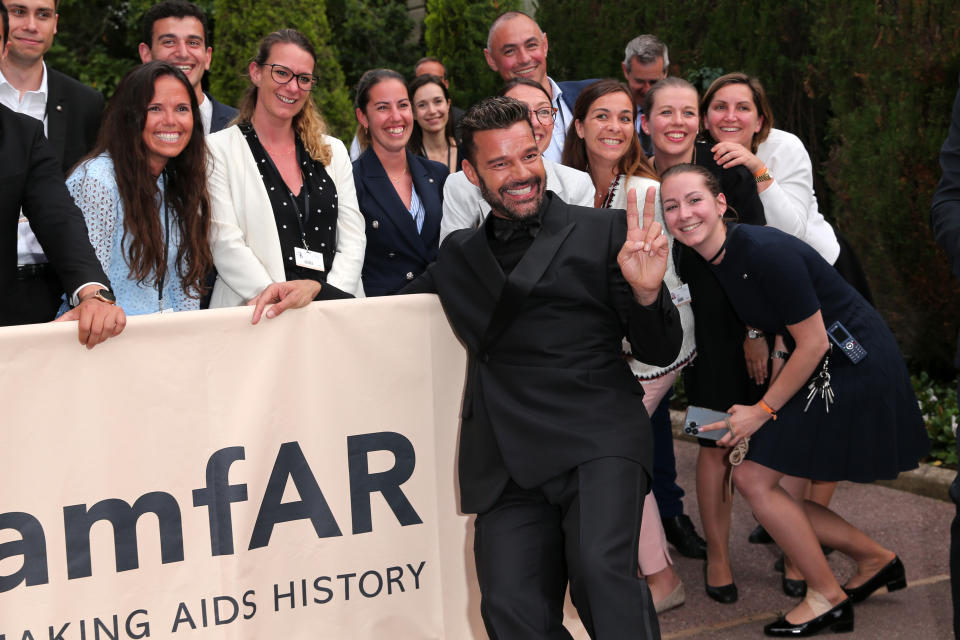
<box><xmin>930</xmin><ymin>73</ymin><xmax>960</xmax><ymax>640</ymax></box>
<box><xmin>0</xmin><ymin>0</ymin><xmax>104</xmax><ymax>324</ymax></box>
<box><xmin>139</xmin><ymin>0</ymin><xmax>237</xmax><ymax>135</ymax></box>
<box><xmin>407</xmin><ymin>97</ymin><xmax>679</xmax><ymax>638</ymax></box>
<box><xmin>0</xmin><ymin>5</ymin><xmax>123</xmax><ymax>346</ymax></box>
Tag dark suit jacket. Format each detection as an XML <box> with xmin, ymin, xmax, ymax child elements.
<box><xmin>405</xmin><ymin>191</ymin><xmax>682</xmax><ymax>513</ymax></box>
<box><xmin>353</xmin><ymin>148</ymin><xmax>447</xmax><ymax>296</ymax></box>
<box><xmin>46</xmin><ymin>67</ymin><xmax>104</xmax><ymax>174</ymax></box>
<box><xmin>0</xmin><ymin>105</ymin><xmax>108</xmax><ymax>325</ymax></box>
<box><xmin>206</xmin><ymin>92</ymin><xmax>238</xmax><ymax>133</ymax></box>
<box><xmin>931</xmin><ymin>73</ymin><xmax>960</xmax><ymax>366</ymax></box>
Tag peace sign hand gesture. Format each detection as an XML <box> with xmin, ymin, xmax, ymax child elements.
<box><xmin>617</xmin><ymin>186</ymin><xmax>669</xmax><ymax>306</ymax></box>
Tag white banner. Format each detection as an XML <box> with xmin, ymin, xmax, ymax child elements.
<box><xmin>0</xmin><ymin>295</ymin><xmax>488</xmax><ymax>639</ymax></box>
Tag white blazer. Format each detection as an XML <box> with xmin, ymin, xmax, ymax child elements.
<box><xmin>207</xmin><ymin>125</ymin><xmax>366</xmax><ymax>307</ymax></box>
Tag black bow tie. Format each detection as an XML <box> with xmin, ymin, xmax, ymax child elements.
<box><xmin>489</xmin><ymin>215</ymin><xmax>542</xmax><ymax>243</ymax></box>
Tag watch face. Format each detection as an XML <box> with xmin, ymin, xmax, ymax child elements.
<box><xmin>97</xmin><ymin>289</ymin><xmax>117</xmax><ymax>304</ymax></box>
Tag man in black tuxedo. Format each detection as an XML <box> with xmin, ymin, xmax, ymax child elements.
<box><xmin>931</xmin><ymin>73</ymin><xmax>960</xmax><ymax>640</ymax></box>
<box><xmin>139</xmin><ymin>0</ymin><xmax>237</xmax><ymax>135</ymax></box>
<box><xmin>407</xmin><ymin>97</ymin><xmax>679</xmax><ymax>639</ymax></box>
<box><xmin>0</xmin><ymin>5</ymin><xmax>124</xmax><ymax>346</ymax></box>
<box><xmin>0</xmin><ymin>0</ymin><xmax>104</xmax><ymax>324</ymax></box>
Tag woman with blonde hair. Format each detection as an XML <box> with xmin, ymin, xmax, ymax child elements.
<box><xmin>207</xmin><ymin>29</ymin><xmax>365</xmax><ymax>309</ymax></box>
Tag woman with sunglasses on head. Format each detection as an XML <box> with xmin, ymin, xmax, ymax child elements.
<box><xmin>207</xmin><ymin>29</ymin><xmax>365</xmax><ymax>313</ymax></box>
<box><xmin>641</xmin><ymin>76</ymin><xmax>766</xmax><ymax>604</ymax></box>
<box><xmin>439</xmin><ymin>78</ymin><xmax>595</xmax><ymax>244</ymax></box>
<box><xmin>63</xmin><ymin>61</ymin><xmax>212</xmax><ymax>316</ymax></box>
<box><xmin>408</xmin><ymin>73</ymin><xmax>460</xmax><ymax>174</ymax></box>
<box><xmin>352</xmin><ymin>69</ymin><xmax>447</xmax><ymax>297</ymax></box>
<box><xmin>562</xmin><ymin>78</ymin><xmax>694</xmax><ymax>614</ymax></box>
<box><xmin>658</xmin><ymin>163</ymin><xmax>927</xmax><ymax>636</ymax></box>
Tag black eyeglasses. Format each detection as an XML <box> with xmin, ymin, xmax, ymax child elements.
<box><xmin>261</xmin><ymin>63</ymin><xmax>318</xmax><ymax>91</ymax></box>
<box><xmin>529</xmin><ymin>106</ymin><xmax>557</xmax><ymax>125</ymax></box>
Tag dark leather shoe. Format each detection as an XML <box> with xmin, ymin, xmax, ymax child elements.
<box><xmin>704</xmin><ymin>563</ymin><xmax>738</xmax><ymax>604</ymax></box>
<box><xmin>749</xmin><ymin>524</ymin><xmax>773</xmax><ymax>544</ymax></box>
<box><xmin>763</xmin><ymin>599</ymin><xmax>854</xmax><ymax>637</ymax></box>
<box><xmin>663</xmin><ymin>514</ymin><xmax>707</xmax><ymax>559</ymax></box>
<box><xmin>782</xmin><ymin>575</ymin><xmax>807</xmax><ymax>598</ymax></box>
<box><xmin>842</xmin><ymin>556</ymin><xmax>906</xmax><ymax>603</ymax></box>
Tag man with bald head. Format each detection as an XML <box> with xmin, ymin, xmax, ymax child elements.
<box><xmin>484</xmin><ymin>11</ymin><xmax>595</xmax><ymax>164</ymax></box>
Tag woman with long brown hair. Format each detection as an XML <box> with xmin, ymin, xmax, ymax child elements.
<box><xmin>63</xmin><ymin>61</ymin><xmax>212</xmax><ymax>315</ymax></box>
<box><xmin>562</xmin><ymin>78</ymin><xmax>694</xmax><ymax>614</ymax></box>
<box><xmin>208</xmin><ymin>29</ymin><xmax>365</xmax><ymax>308</ymax></box>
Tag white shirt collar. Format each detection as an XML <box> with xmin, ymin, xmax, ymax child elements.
<box><xmin>199</xmin><ymin>91</ymin><xmax>213</xmax><ymax>135</ymax></box>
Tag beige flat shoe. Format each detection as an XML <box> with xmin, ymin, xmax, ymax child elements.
<box><xmin>655</xmin><ymin>581</ymin><xmax>685</xmax><ymax>614</ymax></box>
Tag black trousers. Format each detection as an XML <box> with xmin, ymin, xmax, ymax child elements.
<box><xmin>7</xmin><ymin>269</ymin><xmax>64</xmax><ymax>325</ymax></box>
<box><xmin>474</xmin><ymin>457</ymin><xmax>660</xmax><ymax>640</ymax></box>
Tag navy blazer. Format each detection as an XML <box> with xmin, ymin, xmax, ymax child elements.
<box><xmin>206</xmin><ymin>92</ymin><xmax>238</xmax><ymax>133</ymax></box>
<box><xmin>46</xmin><ymin>67</ymin><xmax>104</xmax><ymax>174</ymax></box>
<box><xmin>353</xmin><ymin>148</ymin><xmax>447</xmax><ymax>296</ymax></box>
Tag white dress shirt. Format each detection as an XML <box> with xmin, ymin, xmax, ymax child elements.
<box><xmin>544</xmin><ymin>76</ymin><xmax>572</xmax><ymax>164</ymax></box>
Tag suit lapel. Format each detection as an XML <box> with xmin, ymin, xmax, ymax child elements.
<box><xmin>409</xmin><ymin>152</ymin><xmax>442</xmax><ymax>254</ymax></box>
<box><xmin>482</xmin><ymin>192</ymin><xmax>575</xmax><ymax>349</ymax></box>
<box><xmin>460</xmin><ymin>219</ymin><xmax>504</xmax><ymax>299</ymax></box>
<box><xmin>359</xmin><ymin>149</ymin><xmax>426</xmax><ymax>257</ymax></box>
<box><xmin>44</xmin><ymin>72</ymin><xmax>67</xmax><ymax>168</ymax></box>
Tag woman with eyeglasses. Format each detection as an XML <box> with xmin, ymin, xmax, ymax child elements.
<box><xmin>562</xmin><ymin>79</ymin><xmax>695</xmax><ymax>614</ymax></box>
<box><xmin>408</xmin><ymin>73</ymin><xmax>461</xmax><ymax>174</ymax></box>
<box><xmin>207</xmin><ymin>29</ymin><xmax>365</xmax><ymax>311</ymax></box>
<box><xmin>352</xmin><ymin>69</ymin><xmax>447</xmax><ymax>297</ymax></box>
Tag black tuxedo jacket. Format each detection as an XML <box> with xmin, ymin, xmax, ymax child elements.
<box><xmin>0</xmin><ymin>105</ymin><xmax>108</xmax><ymax>324</ymax></box>
<box><xmin>932</xmin><ymin>73</ymin><xmax>960</xmax><ymax>366</ymax></box>
<box><xmin>406</xmin><ymin>191</ymin><xmax>682</xmax><ymax>512</ymax></box>
<box><xmin>354</xmin><ymin>148</ymin><xmax>447</xmax><ymax>296</ymax></box>
<box><xmin>206</xmin><ymin>92</ymin><xmax>238</xmax><ymax>133</ymax></box>
<box><xmin>46</xmin><ymin>67</ymin><xmax>104</xmax><ymax>174</ymax></box>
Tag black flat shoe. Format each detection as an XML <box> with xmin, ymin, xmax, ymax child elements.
<box><xmin>749</xmin><ymin>523</ymin><xmax>774</xmax><ymax>544</ymax></box>
<box><xmin>663</xmin><ymin>514</ymin><xmax>707</xmax><ymax>559</ymax></box>
<box><xmin>842</xmin><ymin>556</ymin><xmax>906</xmax><ymax>603</ymax></box>
<box><xmin>704</xmin><ymin>563</ymin><xmax>738</xmax><ymax>604</ymax></box>
<box><xmin>763</xmin><ymin>599</ymin><xmax>854</xmax><ymax>637</ymax></box>
<box><xmin>783</xmin><ymin>575</ymin><xmax>808</xmax><ymax>598</ymax></box>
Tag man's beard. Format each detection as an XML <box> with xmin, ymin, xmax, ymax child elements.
<box><xmin>477</xmin><ymin>174</ymin><xmax>545</xmax><ymax>221</ymax></box>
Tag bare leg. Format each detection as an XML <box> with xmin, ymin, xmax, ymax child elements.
<box><xmin>802</xmin><ymin>500</ymin><xmax>896</xmax><ymax>589</ymax></box>
<box><xmin>697</xmin><ymin>446</ymin><xmax>734</xmax><ymax>586</ymax></box>
<box><xmin>779</xmin><ymin>476</ymin><xmax>811</xmax><ymax>581</ymax></box>
<box><xmin>808</xmin><ymin>479</ymin><xmax>838</xmax><ymax>506</ymax></box>
<box><xmin>733</xmin><ymin>461</ymin><xmax>846</xmax><ymax>623</ymax></box>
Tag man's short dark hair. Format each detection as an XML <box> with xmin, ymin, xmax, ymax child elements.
<box><xmin>141</xmin><ymin>0</ymin><xmax>209</xmax><ymax>46</ymax></box>
<box><xmin>1</xmin><ymin>4</ymin><xmax>7</xmax><ymax>45</ymax></box>
<box><xmin>459</xmin><ymin>96</ymin><xmax>531</xmax><ymax>165</ymax></box>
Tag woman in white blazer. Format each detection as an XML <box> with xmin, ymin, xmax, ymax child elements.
<box><xmin>207</xmin><ymin>29</ymin><xmax>365</xmax><ymax>308</ymax></box>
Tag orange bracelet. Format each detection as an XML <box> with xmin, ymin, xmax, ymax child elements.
<box><xmin>758</xmin><ymin>399</ymin><xmax>778</xmax><ymax>421</ymax></box>
<box><xmin>753</xmin><ymin>165</ymin><xmax>769</xmax><ymax>178</ymax></box>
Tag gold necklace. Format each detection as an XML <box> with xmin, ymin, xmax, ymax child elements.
<box><xmin>388</xmin><ymin>164</ymin><xmax>408</xmax><ymax>183</ymax></box>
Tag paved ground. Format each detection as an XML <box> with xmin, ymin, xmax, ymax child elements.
<box><xmin>652</xmin><ymin>439</ymin><xmax>954</xmax><ymax>639</ymax></box>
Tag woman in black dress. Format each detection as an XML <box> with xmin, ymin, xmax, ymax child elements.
<box><xmin>643</xmin><ymin>77</ymin><xmax>765</xmax><ymax>603</ymax></box>
<box><xmin>658</xmin><ymin>164</ymin><xmax>928</xmax><ymax>637</ymax></box>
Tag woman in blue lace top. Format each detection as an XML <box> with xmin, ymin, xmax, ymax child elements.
<box><xmin>61</xmin><ymin>61</ymin><xmax>213</xmax><ymax>316</ymax></box>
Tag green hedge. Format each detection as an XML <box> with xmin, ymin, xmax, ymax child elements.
<box><xmin>423</xmin><ymin>0</ymin><xmax>522</xmax><ymax>109</ymax></box>
<box><xmin>538</xmin><ymin>0</ymin><xmax>960</xmax><ymax>374</ymax></box>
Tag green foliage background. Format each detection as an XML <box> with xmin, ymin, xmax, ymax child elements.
<box><xmin>39</xmin><ymin>0</ymin><xmax>960</xmax><ymax>373</ymax></box>
<box><xmin>538</xmin><ymin>0</ymin><xmax>960</xmax><ymax>375</ymax></box>
<box><xmin>423</xmin><ymin>0</ymin><xmax>522</xmax><ymax>108</ymax></box>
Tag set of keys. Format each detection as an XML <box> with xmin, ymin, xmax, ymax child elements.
<box><xmin>804</xmin><ymin>356</ymin><xmax>835</xmax><ymax>413</ymax></box>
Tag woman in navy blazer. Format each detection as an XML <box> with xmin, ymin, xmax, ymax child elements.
<box><xmin>353</xmin><ymin>69</ymin><xmax>447</xmax><ymax>296</ymax></box>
